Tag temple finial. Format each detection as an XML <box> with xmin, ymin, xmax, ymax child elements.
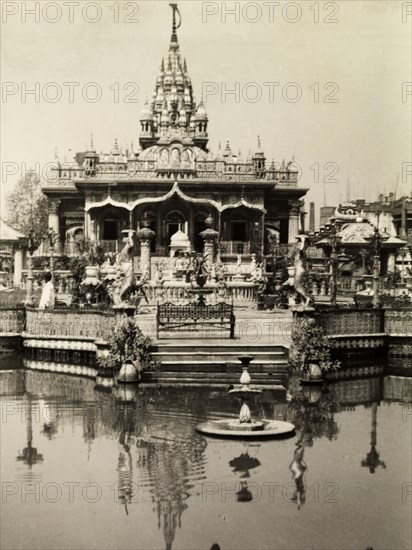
<box><xmin>169</xmin><ymin>3</ymin><xmax>181</xmax><ymax>44</ymax></box>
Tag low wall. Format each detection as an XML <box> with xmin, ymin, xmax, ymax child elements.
<box><xmin>384</xmin><ymin>308</ymin><xmax>412</xmax><ymax>336</ymax></box>
<box><xmin>0</xmin><ymin>307</ymin><xmax>25</xmax><ymax>350</ymax></box>
<box><xmin>315</xmin><ymin>308</ymin><xmax>383</xmax><ymax>336</ymax></box>
<box><xmin>25</xmin><ymin>308</ymin><xmax>116</xmax><ymax>341</ymax></box>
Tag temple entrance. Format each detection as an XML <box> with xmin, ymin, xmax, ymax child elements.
<box><xmin>231</xmin><ymin>220</ymin><xmax>247</xmax><ymax>242</ymax></box>
<box><xmin>103</xmin><ymin>220</ymin><xmax>118</xmax><ymax>241</ymax></box>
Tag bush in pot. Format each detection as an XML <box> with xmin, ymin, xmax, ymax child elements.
<box><xmin>288</xmin><ymin>316</ymin><xmax>340</xmax><ymax>382</ymax></box>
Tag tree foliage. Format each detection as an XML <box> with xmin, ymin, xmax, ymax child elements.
<box><xmin>6</xmin><ymin>170</ymin><xmax>50</xmax><ymax>241</ymax></box>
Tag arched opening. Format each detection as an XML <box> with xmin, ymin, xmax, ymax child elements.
<box><xmin>221</xmin><ymin>206</ymin><xmax>263</xmax><ymax>256</ymax></box>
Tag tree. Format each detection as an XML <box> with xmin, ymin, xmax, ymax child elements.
<box><xmin>6</xmin><ymin>170</ymin><xmax>50</xmax><ymax>241</ymax></box>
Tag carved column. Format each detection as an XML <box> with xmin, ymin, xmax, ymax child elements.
<box><xmin>83</xmin><ymin>207</ymin><xmax>96</xmax><ymax>243</ymax></box>
<box><xmin>13</xmin><ymin>244</ymin><xmax>23</xmax><ymax>287</ymax></box>
<box><xmin>48</xmin><ymin>199</ymin><xmax>61</xmax><ymax>253</ymax></box>
<box><xmin>199</xmin><ymin>214</ymin><xmax>219</xmax><ymax>271</ymax></box>
<box><xmin>288</xmin><ymin>200</ymin><xmax>301</xmax><ymax>244</ymax></box>
<box><xmin>136</xmin><ymin>214</ymin><xmax>155</xmax><ymax>280</ymax></box>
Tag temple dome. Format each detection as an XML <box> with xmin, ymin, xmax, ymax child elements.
<box><xmin>170</xmin><ymin>228</ymin><xmax>190</xmax><ymax>247</ymax></box>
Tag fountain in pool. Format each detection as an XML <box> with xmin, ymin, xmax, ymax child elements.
<box><xmin>196</xmin><ymin>355</ymin><xmax>295</xmax><ymax>438</ymax></box>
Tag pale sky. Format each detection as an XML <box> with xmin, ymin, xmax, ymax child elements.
<box><xmin>1</xmin><ymin>0</ymin><xmax>411</xmax><ymax>223</ymax></box>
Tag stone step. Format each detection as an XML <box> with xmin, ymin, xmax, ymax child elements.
<box><xmin>149</xmin><ymin>370</ymin><xmax>286</xmax><ymax>378</ymax></box>
<box><xmin>150</xmin><ymin>344</ymin><xmax>288</xmax><ymax>354</ymax></box>
<box><xmin>155</xmin><ymin>361</ymin><xmax>288</xmax><ymax>371</ymax></box>
<box><xmin>152</xmin><ymin>352</ymin><xmax>286</xmax><ymax>367</ymax></box>
<box><xmin>141</xmin><ymin>374</ymin><xmax>286</xmax><ymax>387</ymax></box>
<box><xmin>154</xmin><ymin>363</ymin><xmax>288</xmax><ymax>373</ymax></box>
<box><xmin>140</xmin><ymin>381</ymin><xmax>287</xmax><ymax>391</ymax></box>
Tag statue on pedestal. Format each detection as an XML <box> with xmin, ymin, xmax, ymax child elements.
<box><xmin>288</xmin><ymin>234</ymin><xmax>312</xmax><ymax>308</ymax></box>
<box><xmin>110</xmin><ymin>230</ymin><xmax>147</xmax><ymax>307</ymax></box>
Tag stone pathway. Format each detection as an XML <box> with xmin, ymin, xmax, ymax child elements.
<box><xmin>136</xmin><ymin>307</ymin><xmax>293</xmax><ymax>348</ymax></box>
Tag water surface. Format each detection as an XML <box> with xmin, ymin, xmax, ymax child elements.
<box><xmin>0</xmin><ymin>354</ymin><xmax>411</xmax><ymax>550</ymax></box>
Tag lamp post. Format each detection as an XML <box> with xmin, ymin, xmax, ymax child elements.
<box><xmin>25</xmin><ymin>230</ymin><xmax>40</xmax><ymax>305</ymax></box>
<box><xmin>136</xmin><ymin>213</ymin><xmax>155</xmax><ymax>280</ymax></box>
<box><xmin>325</xmin><ymin>219</ymin><xmax>342</xmax><ymax>307</ymax></box>
<box><xmin>366</xmin><ymin>226</ymin><xmax>389</xmax><ymax>308</ymax></box>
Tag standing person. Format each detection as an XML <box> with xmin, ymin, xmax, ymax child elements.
<box><xmin>38</xmin><ymin>272</ymin><xmax>55</xmax><ymax>309</ymax></box>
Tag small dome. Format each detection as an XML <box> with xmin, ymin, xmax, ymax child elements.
<box><xmin>140</xmin><ymin>99</ymin><xmax>153</xmax><ymax>120</ymax></box>
<box><xmin>196</xmin><ymin>101</ymin><xmax>208</xmax><ymax>120</ymax></box>
<box><xmin>170</xmin><ymin>228</ymin><xmax>190</xmax><ymax>246</ymax></box>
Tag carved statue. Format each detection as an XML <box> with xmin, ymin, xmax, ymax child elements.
<box><xmin>110</xmin><ymin>231</ymin><xmax>147</xmax><ymax>306</ymax></box>
<box><xmin>289</xmin><ymin>234</ymin><xmax>312</xmax><ymax>307</ymax></box>
<box><xmin>192</xmin><ymin>253</ymin><xmax>208</xmax><ymax>288</ymax></box>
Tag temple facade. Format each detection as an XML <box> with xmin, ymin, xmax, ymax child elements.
<box><xmin>42</xmin><ymin>4</ymin><xmax>307</xmax><ymax>271</ymax></box>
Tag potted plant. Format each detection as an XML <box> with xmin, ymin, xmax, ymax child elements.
<box><xmin>288</xmin><ymin>316</ymin><xmax>340</xmax><ymax>385</ymax></box>
<box><xmin>77</xmin><ymin>240</ymin><xmax>106</xmax><ymax>281</ymax></box>
<box><xmin>69</xmin><ymin>241</ymin><xmax>108</xmax><ymax>307</ymax></box>
<box><xmin>97</xmin><ymin>317</ymin><xmax>157</xmax><ymax>384</ymax></box>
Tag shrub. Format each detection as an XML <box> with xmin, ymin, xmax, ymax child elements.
<box><xmin>97</xmin><ymin>317</ymin><xmax>156</xmax><ymax>373</ymax></box>
<box><xmin>288</xmin><ymin>316</ymin><xmax>340</xmax><ymax>373</ymax></box>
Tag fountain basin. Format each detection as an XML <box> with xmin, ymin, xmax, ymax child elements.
<box><xmin>229</xmin><ymin>387</ymin><xmax>262</xmax><ymax>401</ymax></box>
<box><xmin>196</xmin><ymin>419</ymin><xmax>295</xmax><ymax>439</ymax></box>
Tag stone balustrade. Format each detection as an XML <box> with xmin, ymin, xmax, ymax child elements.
<box><xmin>315</xmin><ymin>308</ymin><xmax>383</xmax><ymax>335</ymax></box>
<box><xmin>25</xmin><ymin>308</ymin><xmax>116</xmax><ymax>341</ymax></box>
<box><xmin>384</xmin><ymin>308</ymin><xmax>412</xmax><ymax>336</ymax></box>
<box><xmin>144</xmin><ymin>281</ymin><xmax>258</xmax><ymax>306</ymax></box>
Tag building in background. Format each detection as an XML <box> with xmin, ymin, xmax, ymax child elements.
<box><xmin>0</xmin><ymin>219</ymin><xmax>26</xmax><ymax>286</ymax></box>
<box><xmin>41</xmin><ymin>4</ymin><xmax>307</xmax><ymax>270</ymax></box>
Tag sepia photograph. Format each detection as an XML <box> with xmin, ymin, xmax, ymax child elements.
<box><xmin>0</xmin><ymin>1</ymin><xmax>411</xmax><ymax>549</ymax></box>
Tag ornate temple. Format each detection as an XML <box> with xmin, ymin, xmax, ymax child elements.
<box><xmin>42</xmin><ymin>4</ymin><xmax>307</xmax><ymax>271</ymax></box>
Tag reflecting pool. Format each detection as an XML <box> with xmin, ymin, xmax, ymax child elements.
<box><xmin>1</xmin><ymin>353</ymin><xmax>411</xmax><ymax>550</ymax></box>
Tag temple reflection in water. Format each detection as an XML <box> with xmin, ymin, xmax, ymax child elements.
<box><xmin>0</xmin><ymin>355</ymin><xmax>411</xmax><ymax>550</ymax></box>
